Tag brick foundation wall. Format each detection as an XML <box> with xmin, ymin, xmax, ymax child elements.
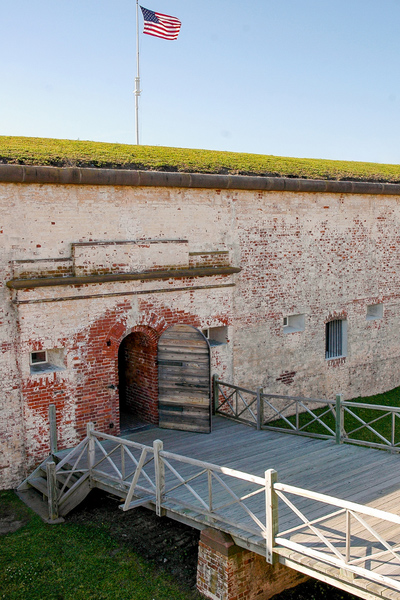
<box><xmin>197</xmin><ymin>528</ymin><xmax>308</xmax><ymax>600</ymax></box>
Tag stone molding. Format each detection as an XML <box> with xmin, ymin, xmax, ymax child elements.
<box><xmin>7</xmin><ymin>266</ymin><xmax>241</xmax><ymax>289</ymax></box>
<box><xmin>1</xmin><ymin>163</ymin><xmax>400</xmax><ymax>194</ymax></box>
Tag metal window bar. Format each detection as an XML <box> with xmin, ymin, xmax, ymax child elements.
<box><xmin>326</xmin><ymin>320</ymin><xmax>342</xmax><ymax>359</ymax></box>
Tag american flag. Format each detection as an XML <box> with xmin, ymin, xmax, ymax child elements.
<box><xmin>140</xmin><ymin>6</ymin><xmax>181</xmax><ymax>40</ymax></box>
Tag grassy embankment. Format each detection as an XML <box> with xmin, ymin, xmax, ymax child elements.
<box><xmin>0</xmin><ymin>490</ymin><xmax>200</xmax><ymax>600</ymax></box>
<box><xmin>1</xmin><ymin>136</ymin><xmax>400</xmax><ymax>182</ymax></box>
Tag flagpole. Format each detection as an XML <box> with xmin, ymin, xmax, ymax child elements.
<box><xmin>134</xmin><ymin>0</ymin><xmax>141</xmax><ymax>144</ymax></box>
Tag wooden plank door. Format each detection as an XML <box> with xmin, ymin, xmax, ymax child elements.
<box><xmin>158</xmin><ymin>324</ymin><xmax>211</xmax><ymax>433</ymax></box>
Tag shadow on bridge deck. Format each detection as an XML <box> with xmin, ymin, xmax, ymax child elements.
<box><xmin>123</xmin><ymin>415</ymin><xmax>400</xmax><ymax>512</ymax></box>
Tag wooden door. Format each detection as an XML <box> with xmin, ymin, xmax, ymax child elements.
<box><xmin>158</xmin><ymin>324</ymin><xmax>211</xmax><ymax>433</ymax></box>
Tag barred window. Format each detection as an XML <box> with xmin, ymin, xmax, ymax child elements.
<box><xmin>325</xmin><ymin>319</ymin><xmax>347</xmax><ymax>359</ymax></box>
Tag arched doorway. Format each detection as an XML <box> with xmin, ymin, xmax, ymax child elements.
<box><xmin>158</xmin><ymin>324</ymin><xmax>211</xmax><ymax>433</ymax></box>
<box><xmin>118</xmin><ymin>329</ymin><xmax>158</xmax><ymax>431</ymax></box>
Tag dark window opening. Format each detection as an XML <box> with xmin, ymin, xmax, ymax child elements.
<box><xmin>325</xmin><ymin>319</ymin><xmax>347</xmax><ymax>359</ymax></box>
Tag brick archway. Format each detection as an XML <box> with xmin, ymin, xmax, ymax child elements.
<box><xmin>118</xmin><ymin>326</ymin><xmax>159</xmax><ymax>427</ymax></box>
<box><xmin>107</xmin><ymin>309</ymin><xmax>203</xmax><ymax>432</ymax></box>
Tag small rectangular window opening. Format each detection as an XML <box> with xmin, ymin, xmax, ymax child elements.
<box><xmin>366</xmin><ymin>304</ymin><xmax>383</xmax><ymax>320</ymax></box>
<box><xmin>283</xmin><ymin>314</ymin><xmax>305</xmax><ymax>334</ymax></box>
<box><xmin>30</xmin><ymin>348</ymin><xmax>66</xmax><ymax>374</ymax></box>
<box><xmin>30</xmin><ymin>351</ymin><xmax>47</xmax><ymax>365</ymax></box>
<box><xmin>325</xmin><ymin>319</ymin><xmax>347</xmax><ymax>359</ymax></box>
<box><xmin>201</xmin><ymin>326</ymin><xmax>228</xmax><ymax>346</ymax></box>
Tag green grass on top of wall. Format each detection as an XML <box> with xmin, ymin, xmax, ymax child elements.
<box><xmin>1</xmin><ymin>136</ymin><xmax>400</xmax><ymax>182</ymax></box>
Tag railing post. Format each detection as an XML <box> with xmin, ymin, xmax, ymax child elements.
<box><xmin>392</xmin><ymin>411</ymin><xmax>396</xmax><ymax>452</ymax></box>
<box><xmin>46</xmin><ymin>461</ymin><xmax>59</xmax><ymax>521</ymax></box>
<box><xmin>87</xmin><ymin>422</ymin><xmax>95</xmax><ymax>470</ymax></box>
<box><xmin>335</xmin><ymin>394</ymin><xmax>343</xmax><ymax>444</ymax></box>
<box><xmin>154</xmin><ymin>439</ymin><xmax>165</xmax><ymax>517</ymax></box>
<box><xmin>49</xmin><ymin>404</ymin><xmax>57</xmax><ymax>454</ymax></box>
<box><xmin>212</xmin><ymin>374</ymin><xmax>219</xmax><ymax>414</ymax></box>
<box><xmin>341</xmin><ymin>509</ymin><xmax>355</xmax><ymax>580</ymax></box>
<box><xmin>265</xmin><ymin>468</ymin><xmax>278</xmax><ymax>564</ymax></box>
<box><xmin>345</xmin><ymin>509</ymin><xmax>351</xmax><ymax>563</ymax></box>
<box><xmin>256</xmin><ymin>388</ymin><xmax>263</xmax><ymax>430</ymax></box>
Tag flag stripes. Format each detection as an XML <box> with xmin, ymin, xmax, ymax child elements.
<box><xmin>140</xmin><ymin>6</ymin><xmax>181</xmax><ymax>40</ymax></box>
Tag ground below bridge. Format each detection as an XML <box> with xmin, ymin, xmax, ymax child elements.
<box><xmin>65</xmin><ymin>488</ymin><xmax>361</xmax><ymax>600</ymax></box>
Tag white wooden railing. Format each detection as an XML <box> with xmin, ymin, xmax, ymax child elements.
<box><xmin>214</xmin><ymin>378</ymin><xmax>260</xmax><ymax>427</ymax></box>
<box><xmin>340</xmin><ymin>400</ymin><xmax>400</xmax><ymax>452</ymax></box>
<box><xmin>274</xmin><ymin>479</ymin><xmax>400</xmax><ymax>590</ymax></box>
<box><xmin>44</xmin><ymin>424</ymin><xmax>400</xmax><ymax>591</ymax></box>
<box><xmin>48</xmin><ymin>435</ymin><xmax>91</xmax><ymax>516</ymax></box>
<box><xmin>214</xmin><ymin>377</ymin><xmax>400</xmax><ymax>453</ymax></box>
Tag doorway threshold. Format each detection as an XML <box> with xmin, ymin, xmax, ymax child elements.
<box><xmin>119</xmin><ymin>411</ymin><xmax>156</xmax><ymax>436</ymax></box>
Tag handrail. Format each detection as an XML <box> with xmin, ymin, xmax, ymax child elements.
<box><xmin>160</xmin><ymin>449</ymin><xmax>265</xmax><ymax>485</ymax></box>
<box><xmin>344</xmin><ymin>400</ymin><xmax>400</xmax><ymax>412</ymax></box>
<box><xmin>215</xmin><ymin>378</ymin><xmax>259</xmax><ymax>426</ymax></box>
<box><xmin>46</xmin><ymin>421</ymin><xmax>400</xmax><ymax>590</ymax></box>
<box><xmin>213</xmin><ymin>377</ymin><xmax>400</xmax><ymax>453</ymax></box>
<box><xmin>274</xmin><ymin>480</ymin><xmax>400</xmax><ymax>590</ymax></box>
<box><xmin>89</xmin><ymin>427</ymin><xmax>400</xmax><ymax>589</ymax></box>
<box><xmin>92</xmin><ymin>430</ymin><xmax>154</xmax><ymax>451</ymax></box>
<box><xmin>274</xmin><ymin>482</ymin><xmax>400</xmax><ymax>523</ymax></box>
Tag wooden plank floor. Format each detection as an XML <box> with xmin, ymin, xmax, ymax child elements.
<box><xmin>122</xmin><ymin>417</ymin><xmax>400</xmax><ymax>590</ymax></box>
<box><xmin>67</xmin><ymin>416</ymin><xmax>400</xmax><ymax>597</ymax></box>
<box><xmin>125</xmin><ymin>416</ymin><xmax>400</xmax><ymax>508</ymax></box>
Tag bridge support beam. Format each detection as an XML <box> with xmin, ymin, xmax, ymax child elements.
<box><xmin>197</xmin><ymin>528</ymin><xmax>308</xmax><ymax>600</ymax></box>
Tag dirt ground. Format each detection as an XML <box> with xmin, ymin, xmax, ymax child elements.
<box><xmin>0</xmin><ymin>502</ymin><xmax>28</xmax><ymax>536</ymax></box>
<box><xmin>66</xmin><ymin>489</ymin><xmax>359</xmax><ymax>600</ymax></box>
<box><xmin>67</xmin><ymin>489</ymin><xmax>201</xmax><ymax>592</ymax></box>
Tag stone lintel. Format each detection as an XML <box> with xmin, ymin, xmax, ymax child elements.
<box><xmin>200</xmin><ymin>527</ymin><xmax>242</xmax><ymax>557</ymax></box>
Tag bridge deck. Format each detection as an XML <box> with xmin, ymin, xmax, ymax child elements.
<box><xmin>60</xmin><ymin>416</ymin><xmax>400</xmax><ymax>599</ymax></box>
<box><xmin>125</xmin><ymin>416</ymin><xmax>400</xmax><ymax>507</ymax></box>
<box><xmin>123</xmin><ymin>417</ymin><xmax>400</xmax><ymax>599</ymax></box>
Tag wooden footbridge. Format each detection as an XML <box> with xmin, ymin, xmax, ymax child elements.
<box><xmin>18</xmin><ymin>381</ymin><xmax>400</xmax><ymax>600</ymax></box>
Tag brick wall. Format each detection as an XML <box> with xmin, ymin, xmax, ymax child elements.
<box><xmin>2</xmin><ymin>180</ymin><xmax>400</xmax><ymax>488</ymax></box>
<box><xmin>197</xmin><ymin>528</ymin><xmax>308</xmax><ymax>600</ymax></box>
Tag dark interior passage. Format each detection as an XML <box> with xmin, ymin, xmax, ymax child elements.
<box><xmin>118</xmin><ymin>330</ymin><xmax>158</xmax><ymax>432</ymax></box>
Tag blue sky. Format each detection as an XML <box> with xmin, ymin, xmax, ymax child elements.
<box><xmin>2</xmin><ymin>0</ymin><xmax>400</xmax><ymax>163</ymax></box>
